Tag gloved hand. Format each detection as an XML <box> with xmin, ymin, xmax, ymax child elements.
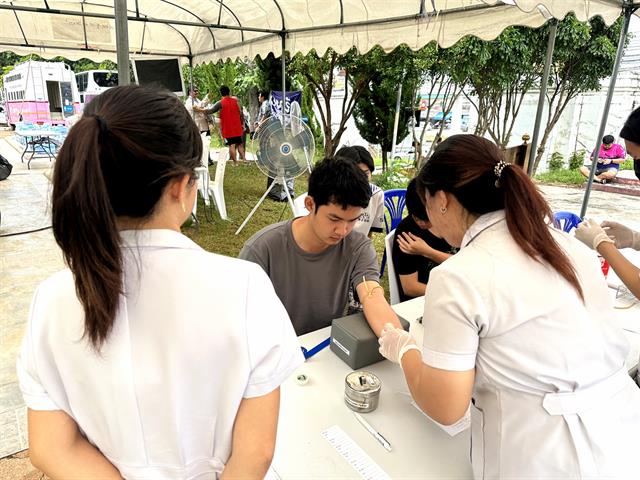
<box><xmin>601</xmin><ymin>220</ymin><xmax>640</xmax><ymax>250</ymax></box>
<box><xmin>378</xmin><ymin>323</ymin><xmax>420</xmax><ymax>364</ymax></box>
<box><xmin>575</xmin><ymin>218</ymin><xmax>615</xmax><ymax>250</ymax></box>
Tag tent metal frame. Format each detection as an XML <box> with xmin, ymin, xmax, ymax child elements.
<box><xmin>2</xmin><ymin>1</ymin><xmax>640</xmax><ymax>215</ymax></box>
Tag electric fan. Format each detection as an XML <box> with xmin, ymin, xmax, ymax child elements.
<box><xmin>235</xmin><ymin>114</ymin><xmax>315</xmax><ymax>235</ymax></box>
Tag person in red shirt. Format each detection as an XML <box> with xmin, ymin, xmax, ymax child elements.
<box><xmin>197</xmin><ymin>85</ymin><xmax>246</xmax><ymax>165</ymax></box>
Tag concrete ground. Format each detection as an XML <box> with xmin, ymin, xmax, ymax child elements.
<box><xmin>2</xmin><ymin>131</ymin><xmax>640</xmax><ymax>477</ymax></box>
<box><xmin>0</xmin><ymin>130</ymin><xmax>60</xmax><ymax>478</ymax></box>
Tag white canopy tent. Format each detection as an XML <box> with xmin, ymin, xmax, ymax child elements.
<box><xmin>0</xmin><ymin>1</ymin><xmax>626</xmax><ymax>63</ymax></box>
<box><xmin>0</xmin><ymin>0</ymin><xmax>638</xmax><ymax>215</ymax></box>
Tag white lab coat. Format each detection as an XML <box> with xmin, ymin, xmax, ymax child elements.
<box><xmin>17</xmin><ymin>229</ymin><xmax>303</xmax><ymax>479</ymax></box>
<box><xmin>421</xmin><ymin>210</ymin><xmax>640</xmax><ymax>479</ymax></box>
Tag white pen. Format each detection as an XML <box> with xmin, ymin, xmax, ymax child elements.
<box><xmin>353</xmin><ymin>411</ymin><xmax>392</xmax><ymax>452</ymax></box>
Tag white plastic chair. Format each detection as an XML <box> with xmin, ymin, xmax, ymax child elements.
<box><xmin>192</xmin><ymin>134</ymin><xmax>212</xmax><ymax>218</ymax></box>
<box><xmin>293</xmin><ymin>192</ymin><xmax>309</xmax><ymax>217</ymax></box>
<box><xmin>385</xmin><ymin>230</ymin><xmax>401</xmax><ymax>305</ymax></box>
<box><xmin>210</xmin><ymin>149</ymin><xmax>229</xmax><ymax>220</ymax></box>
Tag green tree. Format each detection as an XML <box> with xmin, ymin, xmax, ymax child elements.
<box><xmin>532</xmin><ymin>14</ymin><xmax>623</xmax><ymax>173</ymax></box>
<box><xmin>412</xmin><ymin>42</ymin><xmax>470</xmax><ymax>165</ymax></box>
<box><xmin>288</xmin><ymin>47</ymin><xmax>376</xmax><ymax>156</ymax></box>
<box><xmin>352</xmin><ymin>45</ymin><xmax>427</xmax><ymax>170</ymax></box>
<box><xmin>462</xmin><ymin>26</ymin><xmax>545</xmax><ymax>148</ymax></box>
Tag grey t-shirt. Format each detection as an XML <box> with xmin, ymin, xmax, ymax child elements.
<box><xmin>239</xmin><ymin>220</ymin><xmax>379</xmax><ymax>335</ymax></box>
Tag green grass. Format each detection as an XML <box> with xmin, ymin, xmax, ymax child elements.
<box><xmin>182</xmin><ymin>161</ymin><xmax>391</xmax><ymax>296</ymax></box>
<box><xmin>534</xmin><ymin>168</ymin><xmax>586</xmax><ymax>186</ymax></box>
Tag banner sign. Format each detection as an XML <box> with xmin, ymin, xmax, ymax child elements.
<box><xmin>271</xmin><ymin>91</ymin><xmax>302</xmax><ymax>119</ymax></box>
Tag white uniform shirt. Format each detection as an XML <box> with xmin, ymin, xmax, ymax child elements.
<box><xmin>184</xmin><ymin>96</ymin><xmax>210</xmax><ymax>132</ymax></box>
<box><xmin>421</xmin><ymin>210</ymin><xmax>640</xmax><ymax>479</ymax></box>
<box><xmin>353</xmin><ymin>184</ymin><xmax>385</xmax><ymax>236</ymax></box>
<box><xmin>17</xmin><ymin>229</ymin><xmax>303</xmax><ymax>479</ymax></box>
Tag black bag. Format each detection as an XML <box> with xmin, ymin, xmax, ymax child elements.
<box><xmin>0</xmin><ymin>154</ymin><xmax>12</xmax><ymax>181</ymax></box>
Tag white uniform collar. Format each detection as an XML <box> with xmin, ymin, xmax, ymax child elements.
<box><xmin>460</xmin><ymin>210</ymin><xmax>506</xmax><ymax>248</ymax></box>
<box><xmin>119</xmin><ymin>229</ymin><xmax>203</xmax><ymax>251</ymax></box>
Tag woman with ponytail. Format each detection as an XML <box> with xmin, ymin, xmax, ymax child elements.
<box><xmin>17</xmin><ymin>85</ymin><xmax>302</xmax><ymax>479</ymax></box>
<box><xmin>378</xmin><ymin>134</ymin><xmax>640</xmax><ymax>479</ymax></box>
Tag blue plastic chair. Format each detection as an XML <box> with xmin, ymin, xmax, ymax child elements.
<box><xmin>553</xmin><ymin>211</ymin><xmax>581</xmax><ymax>233</ymax></box>
<box><xmin>380</xmin><ymin>188</ymin><xmax>407</xmax><ymax>275</ymax></box>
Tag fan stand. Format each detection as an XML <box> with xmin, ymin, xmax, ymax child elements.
<box><xmin>234</xmin><ymin>176</ymin><xmax>296</xmax><ymax>235</ymax></box>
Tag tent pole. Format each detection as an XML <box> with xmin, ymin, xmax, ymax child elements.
<box><xmin>390</xmin><ymin>82</ymin><xmax>403</xmax><ymax>167</ymax></box>
<box><xmin>281</xmin><ymin>32</ymin><xmax>286</xmax><ymax>123</ymax></box>
<box><xmin>114</xmin><ymin>0</ymin><xmax>130</xmax><ymax>86</ymax></box>
<box><xmin>527</xmin><ymin>19</ymin><xmax>557</xmax><ymax>176</ymax></box>
<box><xmin>580</xmin><ymin>6</ymin><xmax>633</xmax><ymax>218</ymax></box>
<box><xmin>188</xmin><ymin>55</ymin><xmax>194</xmax><ymax>93</ymax></box>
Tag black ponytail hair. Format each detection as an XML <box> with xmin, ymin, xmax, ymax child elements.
<box><xmin>51</xmin><ymin>85</ymin><xmax>202</xmax><ymax>350</ymax></box>
<box><xmin>418</xmin><ymin>134</ymin><xmax>583</xmax><ymax>301</ymax></box>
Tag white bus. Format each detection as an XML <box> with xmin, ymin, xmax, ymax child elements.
<box><xmin>75</xmin><ymin>70</ymin><xmax>118</xmax><ymax>106</ymax></box>
<box><xmin>2</xmin><ymin>61</ymin><xmax>81</xmax><ymax>127</ymax></box>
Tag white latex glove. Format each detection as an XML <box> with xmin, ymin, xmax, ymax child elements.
<box><xmin>601</xmin><ymin>220</ymin><xmax>640</xmax><ymax>250</ymax></box>
<box><xmin>575</xmin><ymin>218</ymin><xmax>615</xmax><ymax>250</ymax></box>
<box><xmin>378</xmin><ymin>323</ymin><xmax>420</xmax><ymax>364</ymax></box>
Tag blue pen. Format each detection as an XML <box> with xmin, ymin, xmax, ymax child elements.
<box><xmin>301</xmin><ymin>336</ymin><xmax>331</xmax><ymax>360</ymax></box>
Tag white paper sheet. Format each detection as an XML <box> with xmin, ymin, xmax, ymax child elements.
<box><xmin>321</xmin><ymin>425</ymin><xmax>391</xmax><ymax>480</ymax></box>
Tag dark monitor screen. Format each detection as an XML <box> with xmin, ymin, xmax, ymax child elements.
<box><xmin>132</xmin><ymin>58</ymin><xmax>184</xmax><ymax>94</ymax></box>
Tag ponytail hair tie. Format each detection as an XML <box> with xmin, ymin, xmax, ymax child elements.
<box><xmin>494</xmin><ymin>160</ymin><xmax>508</xmax><ymax>187</ymax></box>
<box><xmin>92</xmin><ymin>115</ymin><xmax>109</xmax><ymax>136</ymax></box>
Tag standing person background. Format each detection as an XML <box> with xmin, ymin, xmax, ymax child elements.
<box><xmin>254</xmin><ymin>90</ymin><xmax>271</xmax><ymax>131</ymax></box>
<box><xmin>17</xmin><ymin>85</ymin><xmax>303</xmax><ymax>479</ymax></box>
<box><xmin>183</xmin><ymin>87</ymin><xmax>210</xmax><ymax>136</ymax></box>
<box><xmin>579</xmin><ymin>134</ymin><xmax>626</xmax><ymax>183</ymax></box>
<box><xmin>197</xmin><ymin>85</ymin><xmax>246</xmax><ymax>165</ymax></box>
<box><xmin>378</xmin><ymin>134</ymin><xmax>640</xmax><ymax>479</ymax></box>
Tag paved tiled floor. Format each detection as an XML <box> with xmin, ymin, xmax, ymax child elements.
<box><xmin>0</xmin><ymin>136</ymin><xmax>63</xmax><ymax>465</ymax></box>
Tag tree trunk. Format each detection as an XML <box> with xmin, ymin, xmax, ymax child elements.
<box><xmin>381</xmin><ymin>150</ymin><xmax>388</xmax><ymax>172</ymax></box>
<box><xmin>533</xmin><ymin>123</ymin><xmax>554</xmax><ymax>174</ymax></box>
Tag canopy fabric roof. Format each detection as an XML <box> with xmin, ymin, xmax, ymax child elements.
<box><xmin>0</xmin><ymin>1</ymin><xmax>627</xmax><ymax>64</ymax></box>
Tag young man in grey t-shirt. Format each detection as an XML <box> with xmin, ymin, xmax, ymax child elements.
<box><xmin>239</xmin><ymin>157</ymin><xmax>401</xmax><ymax>336</ymax></box>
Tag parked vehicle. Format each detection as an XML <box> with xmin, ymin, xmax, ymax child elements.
<box><xmin>75</xmin><ymin>70</ymin><xmax>118</xmax><ymax>106</ymax></box>
<box><xmin>2</xmin><ymin>61</ymin><xmax>81</xmax><ymax>128</ymax></box>
<box><xmin>429</xmin><ymin>111</ymin><xmax>452</xmax><ymax>130</ymax></box>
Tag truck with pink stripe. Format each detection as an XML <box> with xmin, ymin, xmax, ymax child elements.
<box><xmin>2</xmin><ymin>61</ymin><xmax>81</xmax><ymax>128</ymax></box>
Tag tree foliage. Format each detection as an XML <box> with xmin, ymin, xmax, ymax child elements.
<box><xmin>462</xmin><ymin>26</ymin><xmax>546</xmax><ymax>147</ymax></box>
<box><xmin>532</xmin><ymin>14</ymin><xmax>623</xmax><ymax>172</ymax></box>
<box><xmin>352</xmin><ymin>45</ymin><xmax>431</xmax><ymax>170</ymax></box>
<box><xmin>288</xmin><ymin>47</ymin><xmax>377</xmax><ymax>156</ymax></box>
<box><xmin>412</xmin><ymin>42</ymin><xmax>469</xmax><ymax>164</ymax></box>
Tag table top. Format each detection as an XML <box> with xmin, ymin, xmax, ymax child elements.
<box><xmin>272</xmin><ymin>281</ymin><xmax>640</xmax><ymax>479</ymax></box>
<box><xmin>15</xmin><ymin>129</ymin><xmax>57</xmax><ymax>137</ymax></box>
<box><xmin>271</xmin><ymin>297</ymin><xmax>473</xmax><ymax>479</ymax></box>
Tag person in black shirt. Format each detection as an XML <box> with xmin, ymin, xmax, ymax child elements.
<box><xmin>392</xmin><ymin>178</ymin><xmax>455</xmax><ymax>301</ymax></box>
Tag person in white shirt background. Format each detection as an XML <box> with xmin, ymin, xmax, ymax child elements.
<box><xmin>335</xmin><ymin>145</ymin><xmax>385</xmax><ymax>239</ymax></box>
<box><xmin>16</xmin><ymin>85</ymin><xmax>303</xmax><ymax>479</ymax></box>
<box><xmin>378</xmin><ymin>134</ymin><xmax>640</xmax><ymax>479</ymax></box>
<box><xmin>184</xmin><ymin>87</ymin><xmax>210</xmax><ymax>136</ymax></box>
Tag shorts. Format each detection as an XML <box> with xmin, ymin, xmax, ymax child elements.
<box><xmin>224</xmin><ymin>136</ymin><xmax>243</xmax><ymax>146</ymax></box>
<box><xmin>596</xmin><ymin>167</ymin><xmax>618</xmax><ymax>176</ymax></box>
<box><xmin>584</xmin><ymin>164</ymin><xmax>618</xmax><ymax>176</ymax></box>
